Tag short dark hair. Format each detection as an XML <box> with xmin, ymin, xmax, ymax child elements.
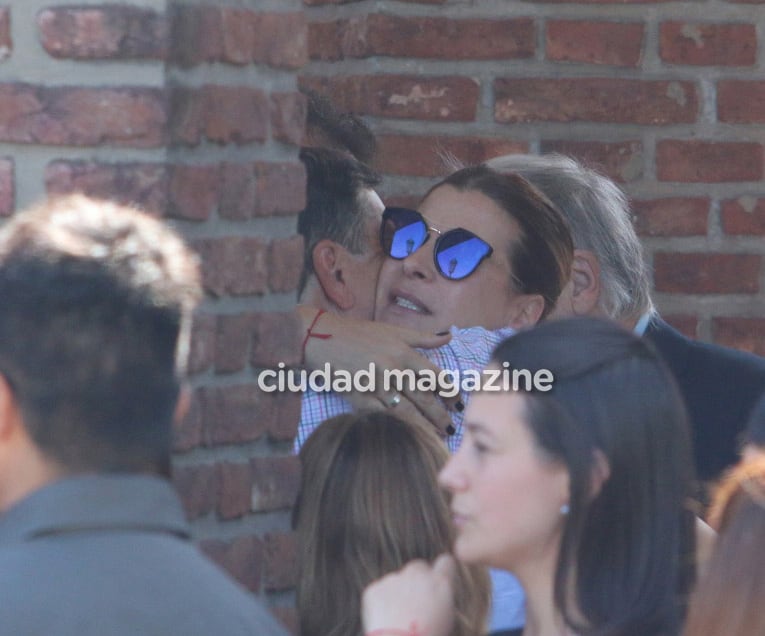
<box><xmin>428</xmin><ymin>165</ymin><xmax>573</xmax><ymax>319</ymax></box>
<box><xmin>303</xmin><ymin>89</ymin><xmax>377</xmax><ymax>164</ymax></box>
<box><xmin>745</xmin><ymin>393</ymin><xmax>765</xmax><ymax>448</ymax></box>
<box><xmin>0</xmin><ymin>195</ymin><xmax>201</xmax><ymax>475</ymax></box>
<box><xmin>491</xmin><ymin>317</ymin><xmax>696</xmax><ymax>635</ymax></box>
<box><xmin>297</xmin><ymin>147</ymin><xmax>381</xmax><ymax>297</ymax></box>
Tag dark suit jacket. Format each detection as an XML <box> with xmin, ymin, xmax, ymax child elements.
<box><xmin>644</xmin><ymin>317</ymin><xmax>765</xmax><ymax>482</ymax></box>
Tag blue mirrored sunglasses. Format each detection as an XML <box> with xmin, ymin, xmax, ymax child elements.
<box><xmin>380</xmin><ymin>207</ymin><xmax>493</xmax><ymax>281</ymax></box>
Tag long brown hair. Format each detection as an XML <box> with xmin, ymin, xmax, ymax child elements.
<box><xmin>293</xmin><ymin>412</ymin><xmax>490</xmax><ymax>636</ymax></box>
<box><xmin>683</xmin><ymin>458</ymin><xmax>765</xmax><ymax>636</ymax></box>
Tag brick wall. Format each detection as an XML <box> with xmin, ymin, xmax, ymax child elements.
<box><xmin>0</xmin><ymin>0</ymin><xmax>305</xmax><ymax>630</ymax></box>
<box><xmin>304</xmin><ymin>0</ymin><xmax>765</xmax><ymax>353</ymax></box>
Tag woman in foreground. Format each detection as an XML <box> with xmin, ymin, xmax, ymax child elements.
<box><xmin>364</xmin><ymin>318</ymin><xmax>697</xmax><ymax>636</ymax></box>
<box><xmin>294</xmin><ymin>411</ymin><xmax>490</xmax><ymax>636</ymax></box>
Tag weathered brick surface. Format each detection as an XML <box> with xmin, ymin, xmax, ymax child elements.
<box><xmin>169</xmin><ymin>5</ymin><xmax>222</xmax><ymax>67</ymax></box>
<box><xmin>718</xmin><ymin>81</ymin><xmax>765</xmax><ymax>123</ymax></box>
<box><xmin>540</xmin><ymin>140</ymin><xmax>643</xmax><ymax>183</ymax></box>
<box><xmin>654</xmin><ymin>253</ymin><xmax>761</xmax><ymax>294</ymax></box>
<box><xmin>656</xmin><ymin>141</ymin><xmax>763</xmax><ymax>183</ymax></box>
<box><xmin>215</xmin><ymin>313</ymin><xmax>255</xmax><ymax>374</ymax></box>
<box><xmin>632</xmin><ymin>198</ymin><xmax>709</xmax><ymax>236</ymax></box>
<box><xmin>173</xmin><ymin>389</ymin><xmax>204</xmax><ymax>453</ymax></box>
<box><xmin>173</xmin><ymin>463</ymin><xmax>219</xmax><ymax>520</ymax></box>
<box><xmin>251</xmin><ymin>311</ymin><xmax>302</xmax><ymax>368</ymax></box>
<box><xmin>376</xmin><ymin>134</ymin><xmax>527</xmax><ymax>177</ymax></box>
<box><xmin>200</xmin><ymin>536</ymin><xmax>264</xmax><ymax>594</ymax></box>
<box><xmin>0</xmin><ymin>85</ymin><xmax>166</xmax><ymax>147</ymax></box>
<box><xmin>0</xmin><ymin>157</ymin><xmax>13</xmax><ymax>216</ymax></box>
<box><xmin>721</xmin><ymin>196</ymin><xmax>765</xmax><ymax>235</ymax></box>
<box><xmin>660</xmin><ymin>22</ymin><xmax>756</xmax><ymax>67</ymax></box>
<box><xmin>217</xmin><ymin>461</ymin><xmax>254</xmax><ymax>519</ymax></box>
<box><xmin>663</xmin><ymin>315</ymin><xmax>698</xmax><ymax>339</ymax></box>
<box><xmin>252</xmin><ymin>13</ymin><xmax>308</xmax><ymax>70</ymax></box>
<box><xmin>310</xmin><ymin>15</ymin><xmax>534</xmax><ymax>61</ymax></box>
<box><xmin>203</xmin><ymin>85</ymin><xmax>269</xmax><ymax>145</ymax></box>
<box><xmin>712</xmin><ymin>318</ymin><xmax>765</xmax><ymax>355</ymax></box>
<box><xmin>199</xmin><ymin>384</ymin><xmax>270</xmax><ymax>446</ymax></box>
<box><xmin>270</xmin><ymin>92</ymin><xmax>307</xmax><ymax>146</ymax></box>
<box><xmin>300</xmin><ymin>75</ymin><xmax>480</xmax><ymax>121</ymax></box>
<box><xmin>194</xmin><ymin>237</ymin><xmax>269</xmax><ymax>298</ymax></box>
<box><xmin>218</xmin><ymin>162</ymin><xmax>257</xmax><ymax>220</ymax></box>
<box><xmin>167</xmin><ymin>164</ymin><xmax>218</xmax><ymax>221</ymax></box>
<box><xmin>188</xmin><ymin>313</ymin><xmax>216</xmax><ymax>376</ymax></box>
<box><xmin>546</xmin><ymin>20</ymin><xmax>644</xmax><ymax>67</ymax></box>
<box><xmin>250</xmin><ymin>456</ymin><xmax>301</xmax><ymax>512</ymax></box>
<box><xmin>494</xmin><ymin>79</ymin><xmax>697</xmax><ymax>124</ymax></box>
<box><xmin>38</xmin><ymin>6</ymin><xmax>167</xmax><ymax>60</ymax></box>
<box><xmin>45</xmin><ymin>161</ymin><xmax>167</xmax><ymax>214</ymax></box>
<box><xmin>269</xmin><ymin>393</ymin><xmax>302</xmax><ymax>442</ymax></box>
<box><xmin>253</xmin><ymin>162</ymin><xmax>306</xmax><ymax>217</ymax></box>
<box><xmin>262</xmin><ymin>532</ymin><xmax>299</xmax><ymax>591</ymax></box>
<box><xmin>269</xmin><ymin>235</ymin><xmax>304</xmax><ymax>293</ymax></box>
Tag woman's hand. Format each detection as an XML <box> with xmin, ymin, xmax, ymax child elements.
<box><xmin>362</xmin><ymin>554</ymin><xmax>457</xmax><ymax>636</ymax></box>
<box><xmin>298</xmin><ymin>306</ymin><xmax>458</xmax><ymax>437</ymax></box>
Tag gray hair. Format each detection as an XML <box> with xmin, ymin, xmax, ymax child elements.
<box><xmin>486</xmin><ymin>153</ymin><xmax>653</xmax><ymax>321</ymax></box>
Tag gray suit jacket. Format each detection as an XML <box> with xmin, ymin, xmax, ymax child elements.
<box><xmin>0</xmin><ymin>474</ymin><xmax>286</xmax><ymax>636</ymax></box>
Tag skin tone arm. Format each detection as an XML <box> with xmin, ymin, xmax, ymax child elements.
<box><xmin>362</xmin><ymin>554</ymin><xmax>457</xmax><ymax>636</ymax></box>
<box><xmin>297</xmin><ymin>305</ymin><xmax>458</xmax><ymax>437</ymax></box>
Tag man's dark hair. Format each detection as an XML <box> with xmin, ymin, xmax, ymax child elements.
<box><xmin>0</xmin><ymin>195</ymin><xmax>201</xmax><ymax>476</ymax></box>
<box><xmin>745</xmin><ymin>393</ymin><xmax>765</xmax><ymax>449</ymax></box>
<box><xmin>303</xmin><ymin>89</ymin><xmax>377</xmax><ymax>164</ymax></box>
<box><xmin>297</xmin><ymin>147</ymin><xmax>381</xmax><ymax>297</ymax></box>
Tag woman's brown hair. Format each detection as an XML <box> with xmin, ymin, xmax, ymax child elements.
<box><xmin>683</xmin><ymin>458</ymin><xmax>765</xmax><ymax>636</ymax></box>
<box><xmin>293</xmin><ymin>411</ymin><xmax>490</xmax><ymax>636</ymax></box>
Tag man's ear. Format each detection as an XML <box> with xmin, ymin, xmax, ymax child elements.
<box><xmin>0</xmin><ymin>374</ymin><xmax>20</xmax><ymax>443</ymax></box>
<box><xmin>312</xmin><ymin>239</ymin><xmax>356</xmax><ymax>311</ymax></box>
<box><xmin>504</xmin><ymin>294</ymin><xmax>545</xmax><ymax>330</ymax></box>
<box><xmin>569</xmin><ymin>249</ymin><xmax>601</xmax><ymax>317</ymax></box>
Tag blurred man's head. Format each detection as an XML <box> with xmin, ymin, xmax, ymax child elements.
<box><xmin>486</xmin><ymin>153</ymin><xmax>653</xmax><ymax>327</ymax></box>
<box><xmin>0</xmin><ymin>195</ymin><xmax>201</xmax><ymax>509</ymax></box>
<box><xmin>298</xmin><ymin>147</ymin><xmax>384</xmax><ymax>320</ymax></box>
<box><xmin>743</xmin><ymin>394</ymin><xmax>765</xmax><ymax>462</ymax></box>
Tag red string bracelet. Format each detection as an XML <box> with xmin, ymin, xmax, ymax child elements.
<box><xmin>366</xmin><ymin>622</ymin><xmax>423</xmax><ymax>636</ymax></box>
<box><xmin>301</xmin><ymin>307</ymin><xmax>332</xmax><ymax>365</ymax></box>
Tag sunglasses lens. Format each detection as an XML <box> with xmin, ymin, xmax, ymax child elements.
<box><xmin>382</xmin><ymin>208</ymin><xmax>428</xmax><ymax>259</ymax></box>
<box><xmin>435</xmin><ymin>230</ymin><xmax>492</xmax><ymax>280</ymax></box>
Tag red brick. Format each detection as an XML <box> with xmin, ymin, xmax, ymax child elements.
<box><xmin>250</xmin><ymin>455</ymin><xmax>300</xmax><ymax>512</ymax></box>
<box><xmin>663</xmin><ymin>314</ymin><xmax>698</xmax><ymax>339</ymax></box>
<box><xmin>38</xmin><ymin>7</ymin><xmax>167</xmax><ymax>60</ymax></box>
<box><xmin>167</xmin><ymin>164</ymin><xmax>218</xmax><ymax>221</ymax></box>
<box><xmin>311</xmin><ymin>15</ymin><xmax>533</xmax><ymax>61</ymax></box>
<box><xmin>268</xmin><ymin>236</ymin><xmax>303</xmax><ymax>294</ymax></box>
<box><xmin>252</xmin><ymin>13</ymin><xmax>308</xmax><ymax>70</ymax></box>
<box><xmin>199</xmin><ymin>384</ymin><xmax>270</xmax><ymax>446</ymax></box>
<box><xmin>653</xmin><ymin>253</ymin><xmax>761</xmax><ymax>294</ymax></box>
<box><xmin>270</xmin><ymin>392</ymin><xmax>301</xmax><ymax>442</ymax></box>
<box><xmin>494</xmin><ymin>78</ymin><xmax>697</xmax><ymax>124</ymax></box>
<box><xmin>173</xmin><ymin>389</ymin><xmax>204</xmax><ymax>452</ymax></box>
<box><xmin>712</xmin><ymin>318</ymin><xmax>765</xmax><ymax>355</ymax></box>
<box><xmin>168</xmin><ymin>5</ymin><xmax>222</xmax><ymax>67</ymax></box>
<box><xmin>188</xmin><ymin>313</ymin><xmax>216</xmax><ymax>376</ymax></box>
<box><xmin>0</xmin><ymin>8</ymin><xmax>11</xmax><ymax>61</ymax></box>
<box><xmin>0</xmin><ymin>157</ymin><xmax>13</xmax><ymax>216</ymax></box>
<box><xmin>262</xmin><ymin>532</ymin><xmax>298</xmax><ymax>591</ymax></box>
<box><xmin>547</xmin><ymin>20</ymin><xmax>644</xmax><ymax>67</ymax></box>
<box><xmin>215</xmin><ymin>313</ymin><xmax>254</xmax><ymax>374</ymax></box>
<box><xmin>251</xmin><ymin>312</ymin><xmax>302</xmax><ymax>368</ymax></box>
<box><xmin>376</xmin><ymin>134</ymin><xmax>527</xmax><ymax>177</ymax></box>
<box><xmin>300</xmin><ymin>75</ymin><xmax>480</xmax><ymax>121</ymax></box>
<box><xmin>632</xmin><ymin>198</ymin><xmax>709</xmax><ymax>236</ymax></box>
<box><xmin>203</xmin><ymin>85</ymin><xmax>269</xmax><ymax>145</ymax></box>
<box><xmin>169</xmin><ymin>87</ymin><xmax>205</xmax><ymax>146</ymax></box>
<box><xmin>254</xmin><ymin>161</ymin><xmax>306</xmax><ymax>217</ymax></box>
<box><xmin>656</xmin><ymin>140</ymin><xmax>763</xmax><ymax>183</ymax></box>
<box><xmin>270</xmin><ymin>92</ymin><xmax>306</xmax><ymax>146</ymax></box>
<box><xmin>0</xmin><ymin>85</ymin><xmax>166</xmax><ymax>147</ymax></box>
<box><xmin>200</xmin><ymin>536</ymin><xmax>263</xmax><ymax>594</ymax></box>
<box><xmin>721</xmin><ymin>196</ymin><xmax>765</xmax><ymax>235</ymax></box>
<box><xmin>216</xmin><ymin>462</ymin><xmax>253</xmax><ymax>519</ymax></box>
<box><xmin>45</xmin><ymin>161</ymin><xmax>167</xmax><ymax>215</ymax></box>
<box><xmin>218</xmin><ymin>162</ymin><xmax>256</xmax><ymax>220</ymax></box>
<box><xmin>220</xmin><ymin>8</ymin><xmax>255</xmax><ymax>65</ymax></box>
<box><xmin>660</xmin><ymin>22</ymin><xmax>756</xmax><ymax>66</ymax></box>
<box><xmin>718</xmin><ymin>81</ymin><xmax>765</xmax><ymax>123</ymax></box>
<box><xmin>194</xmin><ymin>237</ymin><xmax>269</xmax><ymax>298</ymax></box>
<box><xmin>530</xmin><ymin>0</ymin><xmax>673</xmax><ymax>3</ymax></box>
<box><xmin>540</xmin><ymin>140</ymin><xmax>643</xmax><ymax>183</ymax></box>
<box><xmin>173</xmin><ymin>463</ymin><xmax>219</xmax><ymax>519</ymax></box>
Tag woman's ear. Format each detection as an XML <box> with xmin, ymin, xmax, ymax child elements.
<box><xmin>589</xmin><ymin>449</ymin><xmax>611</xmax><ymax>500</ymax></box>
<box><xmin>312</xmin><ymin>240</ymin><xmax>356</xmax><ymax>311</ymax></box>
